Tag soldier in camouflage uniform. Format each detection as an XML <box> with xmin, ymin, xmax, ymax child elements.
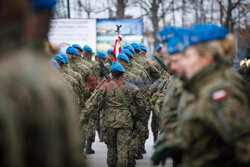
<box><xmin>121</xmin><ymin>48</ymin><xmax>152</xmax><ymax>155</ymax></box>
<box><xmin>68</xmin><ymin>46</ymin><xmax>97</xmax><ymax>154</ymax></box>
<box><xmin>0</xmin><ymin>0</ymin><xmax>85</xmax><ymax>166</ymax></box>
<box><xmin>149</xmin><ymin>74</ymin><xmax>171</xmax><ymax>142</ymax></box>
<box><xmin>153</xmin><ymin>45</ymin><xmax>171</xmax><ymax>78</ymax></box>
<box><xmin>149</xmin><ymin>45</ymin><xmax>172</xmax><ymax>142</ymax></box>
<box><xmin>66</xmin><ymin>47</ymin><xmax>93</xmax><ymax>98</ymax></box>
<box><xmin>153</xmin><ymin>24</ymin><xmax>250</xmax><ymax>167</ymax></box>
<box><xmin>73</xmin><ymin>44</ymin><xmax>96</xmax><ymax>75</ymax></box>
<box><xmin>85</xmin><ymin>51</ymin><xmax>108</xmax><ymax>154</ymax></box>
<box><xmin>53</xmin><ymin>52</ymin><xmax>88</xmax><ymax>153</ymax></box>
<box><xmin>82</xmin><ymin>45</ymin><xmax>101</xmax><ymax>78</ymax></box>
<box><xmin>131</xmin><ymin>42</ymin><xmax>161</xmax><ymax>80</ymax></box>
<box><xmin>81</xmin><ymin>62</ymin><xmax>147</xmax><ymax>167</ymax></box>
<box><xmin>116</xmin><ymin>52</ymin><xmax>147</xmax><ymax>160</ymax></box>
<box><xmin>123</xmin><ymin>44</ymin><xmax>151</xmax><ymax>78</ymax></box>
<box><xmin>106</xmin><ymin>48</ymin><xmax>115</xmax><ymax>68</ymax></box>
<box><xmin>131</xmin><ymin>43</ymin><xmax>162</xmax><ymax>152</ymax></box>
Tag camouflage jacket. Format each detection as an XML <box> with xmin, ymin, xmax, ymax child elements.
<box><xmin>61</xmin><ymin>65</ymin><xmax>89</xmax><ymax>105</ymax></box>
<box><xmin>160</xmin><ymin>77</ymin><xmax>183</xmax><ymax>134</ymax></box>
<box><xmin>152</xmin><ymin>55</ymin><xmax>171</xmax><ymax>79</ymax></box>
<box><xmin>164</xmin><ymin>64</ymin><xmax>250</xmax><ymax>167</ymax></box>
<box><xmin>150</xmin><ymin>75</ymin><xmax>171</xmax><ymax>112</ymax></box>
<box><xmin>134</xmin><ymin>53</ymin><xmax>161</xmax><ymax>80</ymax></box>
<box><xmin>83</xmin><ymin>56</ymin><xmax>101</xmax><ymax>78</ymax></box>
<box><xmin>62</xmin><ymin>72</ymin><xmax>81</xmax><ymax>107</ymax></box>
<box><xmin>81</xmin><ymin>75</ymin><xmax>147</xmax><ymax>129</ymax></box>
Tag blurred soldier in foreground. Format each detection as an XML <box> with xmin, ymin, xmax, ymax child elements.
<box><xmin>152</xmin><ymin>24</ymin><xmax>250</xmax><ymax>167</ymax></box>
<box><xmin>0</xmin><ymin>0</ymin><xmax>85</xmax><ymax>167</ymax></box>
<box><xmin>81</xmin><ymin>62</ymin><xmax>147</xmax><ymax>167</ymax></box>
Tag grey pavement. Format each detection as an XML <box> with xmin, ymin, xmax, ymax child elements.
<box><xmin>86</xmin><ymin>115</ymin><xmax>173</xmax><ymax>167</ymax></box>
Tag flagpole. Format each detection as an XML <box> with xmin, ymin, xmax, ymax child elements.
<box><xmin>67</xmin><ymin>0</ymin><xmax>70</xmax><ymax>18</ymax></box>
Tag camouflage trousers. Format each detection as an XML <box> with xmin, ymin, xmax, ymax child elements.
<box><xmin>86</xmin><ymin>118</ymin><xmax>97</xmax><ymax>144</ymax></box>
<box><xmin>103</xmin><ymin>128</ymin><xmax>133</xmax><ymax>167</ymax></box>
<box><xmin>86</xmin><ymin>111</ymin><xmax>100</xmax><ymax>144</ymax></box>
<box><xmin>80</xmin><ymin>122</ymin><xmax>87</xmax><ymax>154</ymax></box>
<box><xmin>151</xmin><ymin>110</ymin><xmax>161</xmax><ymax>142</ymax></box>
<box><xmin>140</xmin><ymin>112</ymin><xmax>150</xmax><ymax>149</ymax></box>
<box><xmin>130</xmin><ymin>122</ymin><xmax>142</xmax><ymax>157</ymax></box>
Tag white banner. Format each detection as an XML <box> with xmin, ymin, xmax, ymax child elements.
<box><xmin>48</xmin><ymin>19</ymin><xmax>96</xmax><ymax>53</ymax></box>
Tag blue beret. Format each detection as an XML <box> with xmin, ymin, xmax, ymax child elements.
<box><xmin>66</xmin><ymin>47</ymin><xmax>80</xmax><ymax>56</ymax></box>
<box><xmin>167</xmin><ymin>37</ymin><xmax>186</xmax><ymax>55</ymax></box>
<box><xmin>156</xmin><ymin>26</ymin><xmax>177</xmax><ymax>43</ymax></box>
<box><xmin>130</xmin><ymin>42</ymin><xmax>141</xmax><ymax>51</ymax></box>
<box><xmin>50</xmin><ymin>58</ymin><xmax>60</xmax><ymax>69</ymax></box>
<box><xmin>189</xmin><ymin>24</ymin><xmax>229</xmax><ymax>46</ymax></box>
<box><xmin>111</xmin><ymin>62</ymin><xmax>126</xmax><ymax>72</ymax></box>
<box><xmin>156</xmin><ymin>45</ymin><xmax>163</xmax><ymax>51</ymax></box>
<box><xmin>123</xmin><ymin>44</ymin><xmax>135</xmax><ymax>54</ymax></box>
<box><xmin>139</xmin><ymin>43</ymin><xmax>147</xmax><ymax>52</ymax></box>
<box><xmin>32</xmin><ymin>0</ymin><xmax>57</xmax><ymax>11</ymax></box>
<box><xmin>117</xmin><ymin>52</ymin><xmax>130</xmax><ymax>64</ymax></box>
<box><xmin>83</xmin><ymin>45</ymin><xmax>93</xmax><ymax>54</ymax></box>
<box><xmin>59</xmin><ymin>52</ymin><xmax>69</xmax><ymax>64</ymax></box>
<box><xmin>97</xmin><ymin>51</ymin><xmax>106</xmax><ymax>59</ymax></box>
<box><xmin>72</xmin><ymin>44</ymin><xmax>83</xmax><ymax>52</ymax></box>
<box><xmin>53</xmin><ymin>54</ymin><xmax>65</xmax><ymax>64</ymax></box>
<box><xmin>121</xmin><ymin>49</ymin><xmax>133</xmax><ymax>58</ymax></box>
<box><xmin>107</xmin><ymin>49</ymin><xmax>114</xmax><ymax>55</ymax></box>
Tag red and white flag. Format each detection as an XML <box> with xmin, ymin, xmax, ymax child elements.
<box><xmin>113</xmin><ymin>35</ymin><xmax>122</xmax><ymax>62</ymax></box>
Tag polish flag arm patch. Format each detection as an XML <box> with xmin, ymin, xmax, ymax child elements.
<box><xmin>212</xmin><ymin>90</ymin><xmax>227</xmax><ymax>102</ymax></box>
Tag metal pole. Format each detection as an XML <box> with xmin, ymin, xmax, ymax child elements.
<box><xmin>67</xmin><ymin>0</ymin><xmax>70</xmax><ymax>18</ymax></box>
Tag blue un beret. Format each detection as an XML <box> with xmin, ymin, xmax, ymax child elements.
<box><xmin>156</xmin><ymin>45</ymin><xmax>163</xmax><ymax>51</ymax></box>
<box><xmin>117</xmin><ymin>52</ymin><xmax>130</xmax><ymax>64</ymax></box>
<box><xmin>139</xmin><ymin>43</ymin><xmax>147</xmax><ymax>52</ymax></box>
<box><xmin>166</xmin><ymin>28</ymin><xmax>194</xmax><ymax>55</ymax></box>
<box><xmin>123</xmin><ymin>44</ymin><xmax>135</xmax><ymax>54</ymax></box>
<box><xmin>72</xmin><ymin>44</ymin><xmax>83</xmax><ymax>52</ymax></box>
<box><xmin>189</xmin><ymin>24</ymin><xmax>229</xmax><ymax>46</ymax></box>
<box><xmin>53</xmin><ymin>54</ymin><xmax>66</xmax><ymax>64</ymax></box>
<box><xmin>50</xmin><ymin>58</ymin><xmax>60</xmax><ymax>69</ymax></box>
<box><xmin>107</xmin><ymin>49</ymin><xmax>114</xmax><ymax>55</ymax></box>
<box><xmin>156</xmin><ymin>26</ymin><xmax>177</xmax><ymax>43</ymax></box>
<box><xmin>59</xmin><ymin>52</ymin><xmax>69</xmax><ymax>64</ymax></box>
<box><xmin>83</xmin><ymin>45</ymin><xmax>93</xmax><ymax>54</ymax></box>
<box><xmin>130</xmin><ymin>42</ymin><xmax>141</xmax><ymax>52</ymax></box>
<box><xmin>121</xmin><ymin>49</ymin><xmax>133</xmax><ymax>58</ymax></box>
<box><xmin>66</xmin><ymin>47</ymin><xmax>80</xmax><ymax>56</ymax></box>
<box><xmin>111</xmin><ymin>62</ymin><xmax>126</xmax><ymax>72</ymax></box>
<box><xmin>32</xmin><ymin>0</ymin><xmax>57</xmax><ymax>11</ymax></box>
<box><xmin>167</xmin><ymin>37</ymin><xmax>186</xmax><ymax>55</ymax></box>
<box><xmin>97</xmin><ymin>51</ymin><xmax>107</xmax><ymax>59</ymax></box>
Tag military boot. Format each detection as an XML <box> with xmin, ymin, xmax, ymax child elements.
<box><xmin>134</xmin><ymin>152</ymin><xmax>143</xmax><ymax>159</ymax></box>
<box><xmin>85</xmin><ymin>142</ymin><xmax>95</xmax><ymax>154</ymax></box>
<box><xmin>141</xmin><ymin>146</ymin><xmax>146</xmax><ymax>154</ymax></box>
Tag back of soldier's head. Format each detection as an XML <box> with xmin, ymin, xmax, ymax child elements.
<box><xmin>0</xmin><ymin>0</ymin><xmax>29</xmax><ymax>24</ymax></box>
<box><xmin>0</xmin><ymin>0</ymin><xmax>56</xmax><ymax>51</ymax></box>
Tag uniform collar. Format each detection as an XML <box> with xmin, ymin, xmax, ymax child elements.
<box><xmin>183</xmin><ymin>63</ymin><xmax>224</xmax><ymax>95</ymax></box>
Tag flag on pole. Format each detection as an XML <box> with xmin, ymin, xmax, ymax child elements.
<box><xmin>113</xmin><ymin>35</ymin><xmax>122</xmax><ymax>62</ymax></box>
<box><xmin>113</xmin><ymin>25</ymin><xmax>122</xmax><ymax>62</ymax></box>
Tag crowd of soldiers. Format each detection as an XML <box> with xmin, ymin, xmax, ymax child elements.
<box><xmin>1</xmin><ymin>0</ymin><xmax>250</xmax><ymax>167</ymax></box>
<box><xmin>49</xmin><ymin>39</ymin><xmax>167</xmax><ymax>166</ymax></box>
